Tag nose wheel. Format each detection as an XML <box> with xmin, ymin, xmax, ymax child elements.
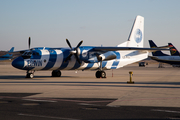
<box><xmin>26</xmin><ymin>71</ymin><xmax>34</xmax><ymax>78</ymax></box>
<box><xmin>95</xmin><ymin>71</ymin><xmax>106</xmax><ymax>78</ymax></box>
<box><xmin>26</xmin><ymin>73</ymin><xmax>34</xmax><ymax>78</ymax></box>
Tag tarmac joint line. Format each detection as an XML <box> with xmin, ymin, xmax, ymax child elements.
<box><xmin>18</xmin><ymin>113</ymin><xmax>80</xmax><ymax>120</ymax></box>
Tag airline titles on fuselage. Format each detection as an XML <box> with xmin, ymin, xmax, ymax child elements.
<box><xmin>25</xmin><ymin>59</ymin><xmax>42</xmax><ymax>67</ymax></box>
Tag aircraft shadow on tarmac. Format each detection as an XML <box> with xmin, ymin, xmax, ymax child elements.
<box><xmin>45</xmin><ymin>81</ymin><xmax>180</xmax><ymax>88</ymax></box>
<box><xmin>0</xmin><ymin>75</ymin><xmax>78</xmax><ymax>80</ymax></box>
<box><xmin>0</xmin><ymin>75</ymin><xmax>180</xmax><ymax>89</ymax></box>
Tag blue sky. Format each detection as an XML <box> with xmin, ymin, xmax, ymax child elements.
<box><xmin>1</xmin><ymin>0</ymin><xmax>180</xmax><ymax>51</ymax></box>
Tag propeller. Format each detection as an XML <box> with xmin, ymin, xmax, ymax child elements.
<box><xmin>64</xmin><ymin>39</ymin><xmax>83</xmax><ymax>65</ymax></box>
<box><xmin>21</xmin><ymin>37</ymin><xmax>32</xmax><ymax>58</ymax></box>
<box><xmin>28</xmin><ymin>37</ymin><xmax>34</xmax><ymax>51</ymax></box>
<box><xmin>28</xmin><ymin>37</ymin><xmax>31</xmax><ymax>50</ymax></box>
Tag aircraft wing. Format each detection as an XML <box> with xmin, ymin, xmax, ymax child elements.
<box><xmin>156</xmin><ymin>45</ymin><xmax>170</xmax><ymax>49</ymax></box>
<box><xmin>92</xmin><ymin>47</ymin><xmax>169</xmax><ymax>52</ymax></box>
<box><xmin>9</xmin><ymin>47</ymin><xmax>64</xmax><ymax>55</ymax></box>
<box><xmin>9</xmin><ymin>50</ymin><xmax>27</xmax><ymax>54</ymax></box>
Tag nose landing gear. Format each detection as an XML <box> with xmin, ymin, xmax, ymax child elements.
<box><xmin>26</xmin><ymin>70</ymin><xmax>35</xmax><ymax>78</ymax></box>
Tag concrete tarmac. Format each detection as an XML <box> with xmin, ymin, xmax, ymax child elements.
<box><xmin>0</xmin><ymin>62</ymin><xmax>180</xmax><ymax>119</ymax></box>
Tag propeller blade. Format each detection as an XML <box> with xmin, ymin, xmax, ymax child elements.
<box><xmin>74</xmin><ymin>54</ymin><xmax>81</xmax><ymax>65</ymax></box>
<box><xmin>64</xmin><ymin>54</ymin><xmax>73</xmax><ymax>63</ymax></box>
<box><xmin>76</xmin><ymin>40</ymin><xmax>83</xmax><ymax>48</ymax></box>
<box><xmin>66</xmin><ymin>39</ymin><xmax>72</xmax><ymax>49</ymax></box>
<box><xmin>28</xmin><ymin>37</ymin><xmax>31</xmax><ymax>50</ymax></box>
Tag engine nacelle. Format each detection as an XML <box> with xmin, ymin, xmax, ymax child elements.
<box><xmin>97</xmin><ymin>51</ymin><xmax>117</xmax><ymax>61</ymax></box>
<box><xmin>86</xmin><ymin>51</ymin><xmax>117</xmax><ymax>63</ymax></box>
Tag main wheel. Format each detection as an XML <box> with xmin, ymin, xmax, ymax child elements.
<box><xmin>100</xmin><ymin>71</ymin><xmax>106</xmax><ymax>78</ymax></box>
<box><xmin>95</xmin><ymin>71</ymin><xmax>101</xmax><ymax>78</ymax></box>
<box><xmin>95</xmin><ymin>71</ymin><xmax>106</xmax><ymax>78</ymax></box>
<box><xmin>52</xmin><ymin>70</ymin><xmax>61</xmax><ymax>77</ymax></box>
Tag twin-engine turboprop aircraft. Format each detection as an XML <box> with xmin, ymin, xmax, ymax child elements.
<box><xmin>12</xmin><ymin>15</ymin><xmax>168</xmax><ymax>78</ymax></box>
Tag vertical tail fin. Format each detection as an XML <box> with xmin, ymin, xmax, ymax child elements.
<box><xmin>148</xmin><ymin>40</ymin><xmax>169</xmax><ymax>56</ymax></box>
<box><xmin>168</xmin><ymin>43</ymin><xmax>180</xmax><ymax>56</ymax></box>
<box><xmin>127</xmin><ymin>15</ymin><xmax>144</xmax><ymax>47</ymax></box>
<box><xmin>8</xmin><ymin>47</ymin><xmax>14</xmax><ymax>53</ymax></box>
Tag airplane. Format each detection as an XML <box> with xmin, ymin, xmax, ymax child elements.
<box><xmin>149</xmin><ymin>40</ymin><xmax>180</xmax><ymax>67</ymax></box>
<box><xmin>0</xmin><ymin>47</ymin><xmax>14</xmax><ymax>61</ymax></box>
<box><xmin>11</xmin><ymin>15</ymin><xmax>168</xmax><ymax>78</ymax></box>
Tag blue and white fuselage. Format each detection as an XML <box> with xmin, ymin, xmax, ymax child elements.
<box><xmin>12</xmin><ymin>16</ymin><xmax>166</xmax><ymax>78</ymax></box>
<box><xmin>13</xmin><ymin>47</ymin><xmax>146</xmax><ymax>71</ymax></box>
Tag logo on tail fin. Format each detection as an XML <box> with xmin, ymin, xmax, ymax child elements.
<box><xmin>169</xmin><ymin>45</ymin><xmax>177</xmax><ymax>55</ymax></box>
<box><xmin>170</xmin><ymin>48</ymin><xmax>177</xmax><ymax>55</ymax></box>
<box><xmin>134</xmin><ymin>29</ymin><xmax>142</xmax><ymax>43</ymax></box>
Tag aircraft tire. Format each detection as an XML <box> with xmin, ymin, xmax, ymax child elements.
<box><xmin>26</xmin><ymin>73</ymin><xmax>34</xmax><ymax>78</ymax></box>
<box><xmin>95</xmin><ymin>71</ymin><xmax>106</xmax><ymax>78</ymax></box>
<box><xmin>101</xmin><ymin>71</ymin><xmax>106</xmax><ymax>78</ymax></box>
<box><xmin>52</xmin><ymin>70</ymin><xmax>61</xmax><ymax>77</ymax></box>
<box><xmin>96</xmin><ymin>71</ymin><xmax>101</xmax><ymax>78</ymax></box>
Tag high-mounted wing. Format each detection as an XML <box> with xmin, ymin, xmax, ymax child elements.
<box><xmin>92</xmin><ymin>47</ymin><xmax>169</xmax><ymax>52</ymax></box>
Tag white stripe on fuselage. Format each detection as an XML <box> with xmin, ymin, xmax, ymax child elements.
<box><xmin>63</xmin><ymin>55</ymin><xmax>77</xmax><ymax>70</ymax></box>
<box><xmin>78</xmin><ymin>62</ymin><xmax>99</xmax><ymax>70</ymax></box>
<box><xmin>49</xmin><ymin>50</ymin><xmax>63</xmax><ymax>70</ymax></box>
<box><xmin>106</xmin><ymin>60</ymin><xmax>116</xmax><ymax>69</ymax></box>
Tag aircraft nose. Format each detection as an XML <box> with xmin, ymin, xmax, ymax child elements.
<box><xmin>12</xmin><ymin>57</ymin><xmax>24</xmax><ymax>69</ymax></box>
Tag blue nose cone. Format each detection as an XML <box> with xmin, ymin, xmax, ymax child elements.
<box><xmin>12</xmin><ymin>57</ymin><xmax>24</xmax><ymax>69</ymax></box>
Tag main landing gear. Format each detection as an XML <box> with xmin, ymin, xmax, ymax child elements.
<box><xmin>95</xmin><ymin>60</ymin><xmax>106</xmax><ymax>78</ymax></box>
<box><xmin>95</xmin><ymin>70</ymin><xmax>106</xmax><ymax>78</ymax></box>
<box><xmin>51</xmin><ymin>70</ymin><xmax>61</xmax><ymax>77</ymax></box>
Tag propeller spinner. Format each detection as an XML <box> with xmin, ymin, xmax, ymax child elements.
<box><xmin>64</xmin><ymin>39</ymin><xmax>83</xmax><ymax>65</ymax></box>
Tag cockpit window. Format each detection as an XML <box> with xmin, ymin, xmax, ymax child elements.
<box><xmin>22</xmin><ymin>51</ymin><xmax>32</xmax><ymax>59</ymax></box>
<box><xmin>27</xmin><ymin>52</ymin><xmax>32</xmax><ymax>56</ymax></box>
<box><xmin>33</xmin><ymin>52</ymin><xmax>40</xmax><ymax>56</ymax></box>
